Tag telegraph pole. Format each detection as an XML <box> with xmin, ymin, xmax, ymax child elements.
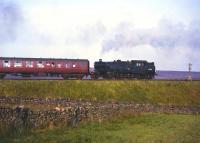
<box><xmin>188</xmin><ymin>63</ymin><xmax>192</xmax><ymax>81</ymax></box>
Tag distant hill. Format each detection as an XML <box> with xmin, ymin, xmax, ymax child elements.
<box><xmin>155</xmin><ymin>70</ymin><xmax>200</xmax><ymax>80</ymax></box>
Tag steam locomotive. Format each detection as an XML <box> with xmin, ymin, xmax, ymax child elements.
<box><xmin>94</xmin><ymin>59</ymin><xmax>155</xmax><ymax>79</ymax></box>
<box><xmin>0</xmin><ymin>57</ymin><xmax>155</xmax><ymax>79</ymax></box>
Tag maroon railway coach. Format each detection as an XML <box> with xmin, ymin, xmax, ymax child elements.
<box><xmin>0</xmin><ymin>57</ymin><xmax>89</xmax><ymax>79</ymax></box>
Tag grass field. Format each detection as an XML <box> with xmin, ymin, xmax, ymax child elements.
<box><xmin>0</xmin><ymin>80</ymin><xmax>200</xmax><ymax>142</ymax></box>
<box><xmin>0</xmin><ymin>113</ymin><xmax>200</xmax><ymax>143</ymax></box>
<box><xmin>0</xmin><ymin>80</ymin><xmax>200</xmax><ymax>105</ymax></box>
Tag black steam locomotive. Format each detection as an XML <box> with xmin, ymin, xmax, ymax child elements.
<box><xmin>94</xmin><ymin>59</ymin><xmax>155</xmax><ymax>79</ymax></box>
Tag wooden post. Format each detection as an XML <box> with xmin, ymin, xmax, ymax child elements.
<box><xmin>187</xmin><ymin>63</ymin><xmax>192</xmax><ymax>81</ymax></box>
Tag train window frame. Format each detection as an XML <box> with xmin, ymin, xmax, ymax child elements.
<box><xmin>14</xmin><ymin>60</ymin><xmax>22</xmax><ymax>67</ymax></box>
<box><xmin>66</xmin><ymin>63</ymin><xmax>73</xmax><ymax>68</ymax></box>
<box><xmin>3</xmin><ymin>60</ymin><xmax>11</xmax><ymax>68</ymax></box>
<box><xmin>46</xmin><ymin>62</ymin><xmax>50</xmax><ymax>66</ymax></box>
<box><xmin>37</xmin><ymin>61</ymin><xmax>44</xmax><ymax>68</ymax></box>
<box><xmin>57</xmin><ymin>63</ymin><xmax>62</xmax><ymax>68</ymax></box>
<box><xmin>26</xmin><ymin>61</ymin><xmax>33</xmax><ymax>68</ymax></box>
<box><xmin>51</xmin><ymin>62</ymin><xmax>55</xmax><ymax>67</ymax></box>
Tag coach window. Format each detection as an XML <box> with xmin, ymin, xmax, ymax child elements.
<box><xmin>57</xmin><ymin>63</ymin><xmax>61</xmax><ymax>68</ymax></box>
<box><xmin>65</xmin><ymin>64</ymin><xmax>68</xmax><ymax>68</ymax></box>
<box><xmin>3</xmin><ymin>60</ymin><xmax>11</xmax><ymax>68</ymax></box>
<box><xmin>51</xmin><ymin>62</ymin><xmax>55</xmax><ymax>67</ymax></box>
<box><xmin>46</xmin><ymin>62</ymin><xmax>50</xmax><ymax>66</ymax></box>
<box><xmin>26</xmin><ymin>61</ymin><xmax>33</xmax><ymax>68</ymax></box>
<box><xmin>14</xmin><ymin>61</ymin><xmax>22</xmax><ymax>67</ymax></box>
<box><xmin>37</xmin><ymin>61</ymin><xmax>44</xmax><ymax>68</ymax></box>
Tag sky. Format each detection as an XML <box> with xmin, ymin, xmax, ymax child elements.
<box><xmin>0</xmin><ymin>0</ymin><xmax>200</xmax><ymax>71</ymax></box>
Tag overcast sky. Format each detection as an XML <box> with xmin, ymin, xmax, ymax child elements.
<box><xmin>0</xmin><ymin>0</ymin><xmax>200</xmax><ymax>71</ymax></box>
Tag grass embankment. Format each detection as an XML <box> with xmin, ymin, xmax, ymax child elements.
<box><xmin>0</xmin><ymin>80</ymin><xmax>200</xmax><ymax>105</ymax></box>
<box><xmin>1</xmin><ymin>113</ymin><xmax>200</xmax><ymax>143</ymax></box>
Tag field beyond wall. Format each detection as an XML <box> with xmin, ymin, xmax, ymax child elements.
<box><xmin>0</xmin><ymin>80</ymin><xmax>200</xmax><ymax>143</ymax></box>
<box><xmin>0</xmin><ymin>80</ymin><xmax>200</xmax><ymax>106</ymax></box>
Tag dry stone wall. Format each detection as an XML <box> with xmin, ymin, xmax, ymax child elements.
<box><xmin>0</xmin><ymin>106</ymin><xmax>87</xmax><ymax>129</ymax></box>
<box><xmin>0</xmin><ymin>96</ymin><xmax>200</xmax><ymax>129</ymax></box>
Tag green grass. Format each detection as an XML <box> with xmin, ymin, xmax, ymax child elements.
<box><xmin>0</xmin><ymin>80</ymin><xmax>200</xmax><ymax>105</ymax></box>
<box><xmin>1</xmin><ymin>113</ymin><xmax>200</xmax><ymax>143</ymax></box>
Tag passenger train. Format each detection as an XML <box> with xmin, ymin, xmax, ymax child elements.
<box><xmin>0</xmin><ymin>57</ymin><xmax>155</xmax><ymax>79</ymax></box>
